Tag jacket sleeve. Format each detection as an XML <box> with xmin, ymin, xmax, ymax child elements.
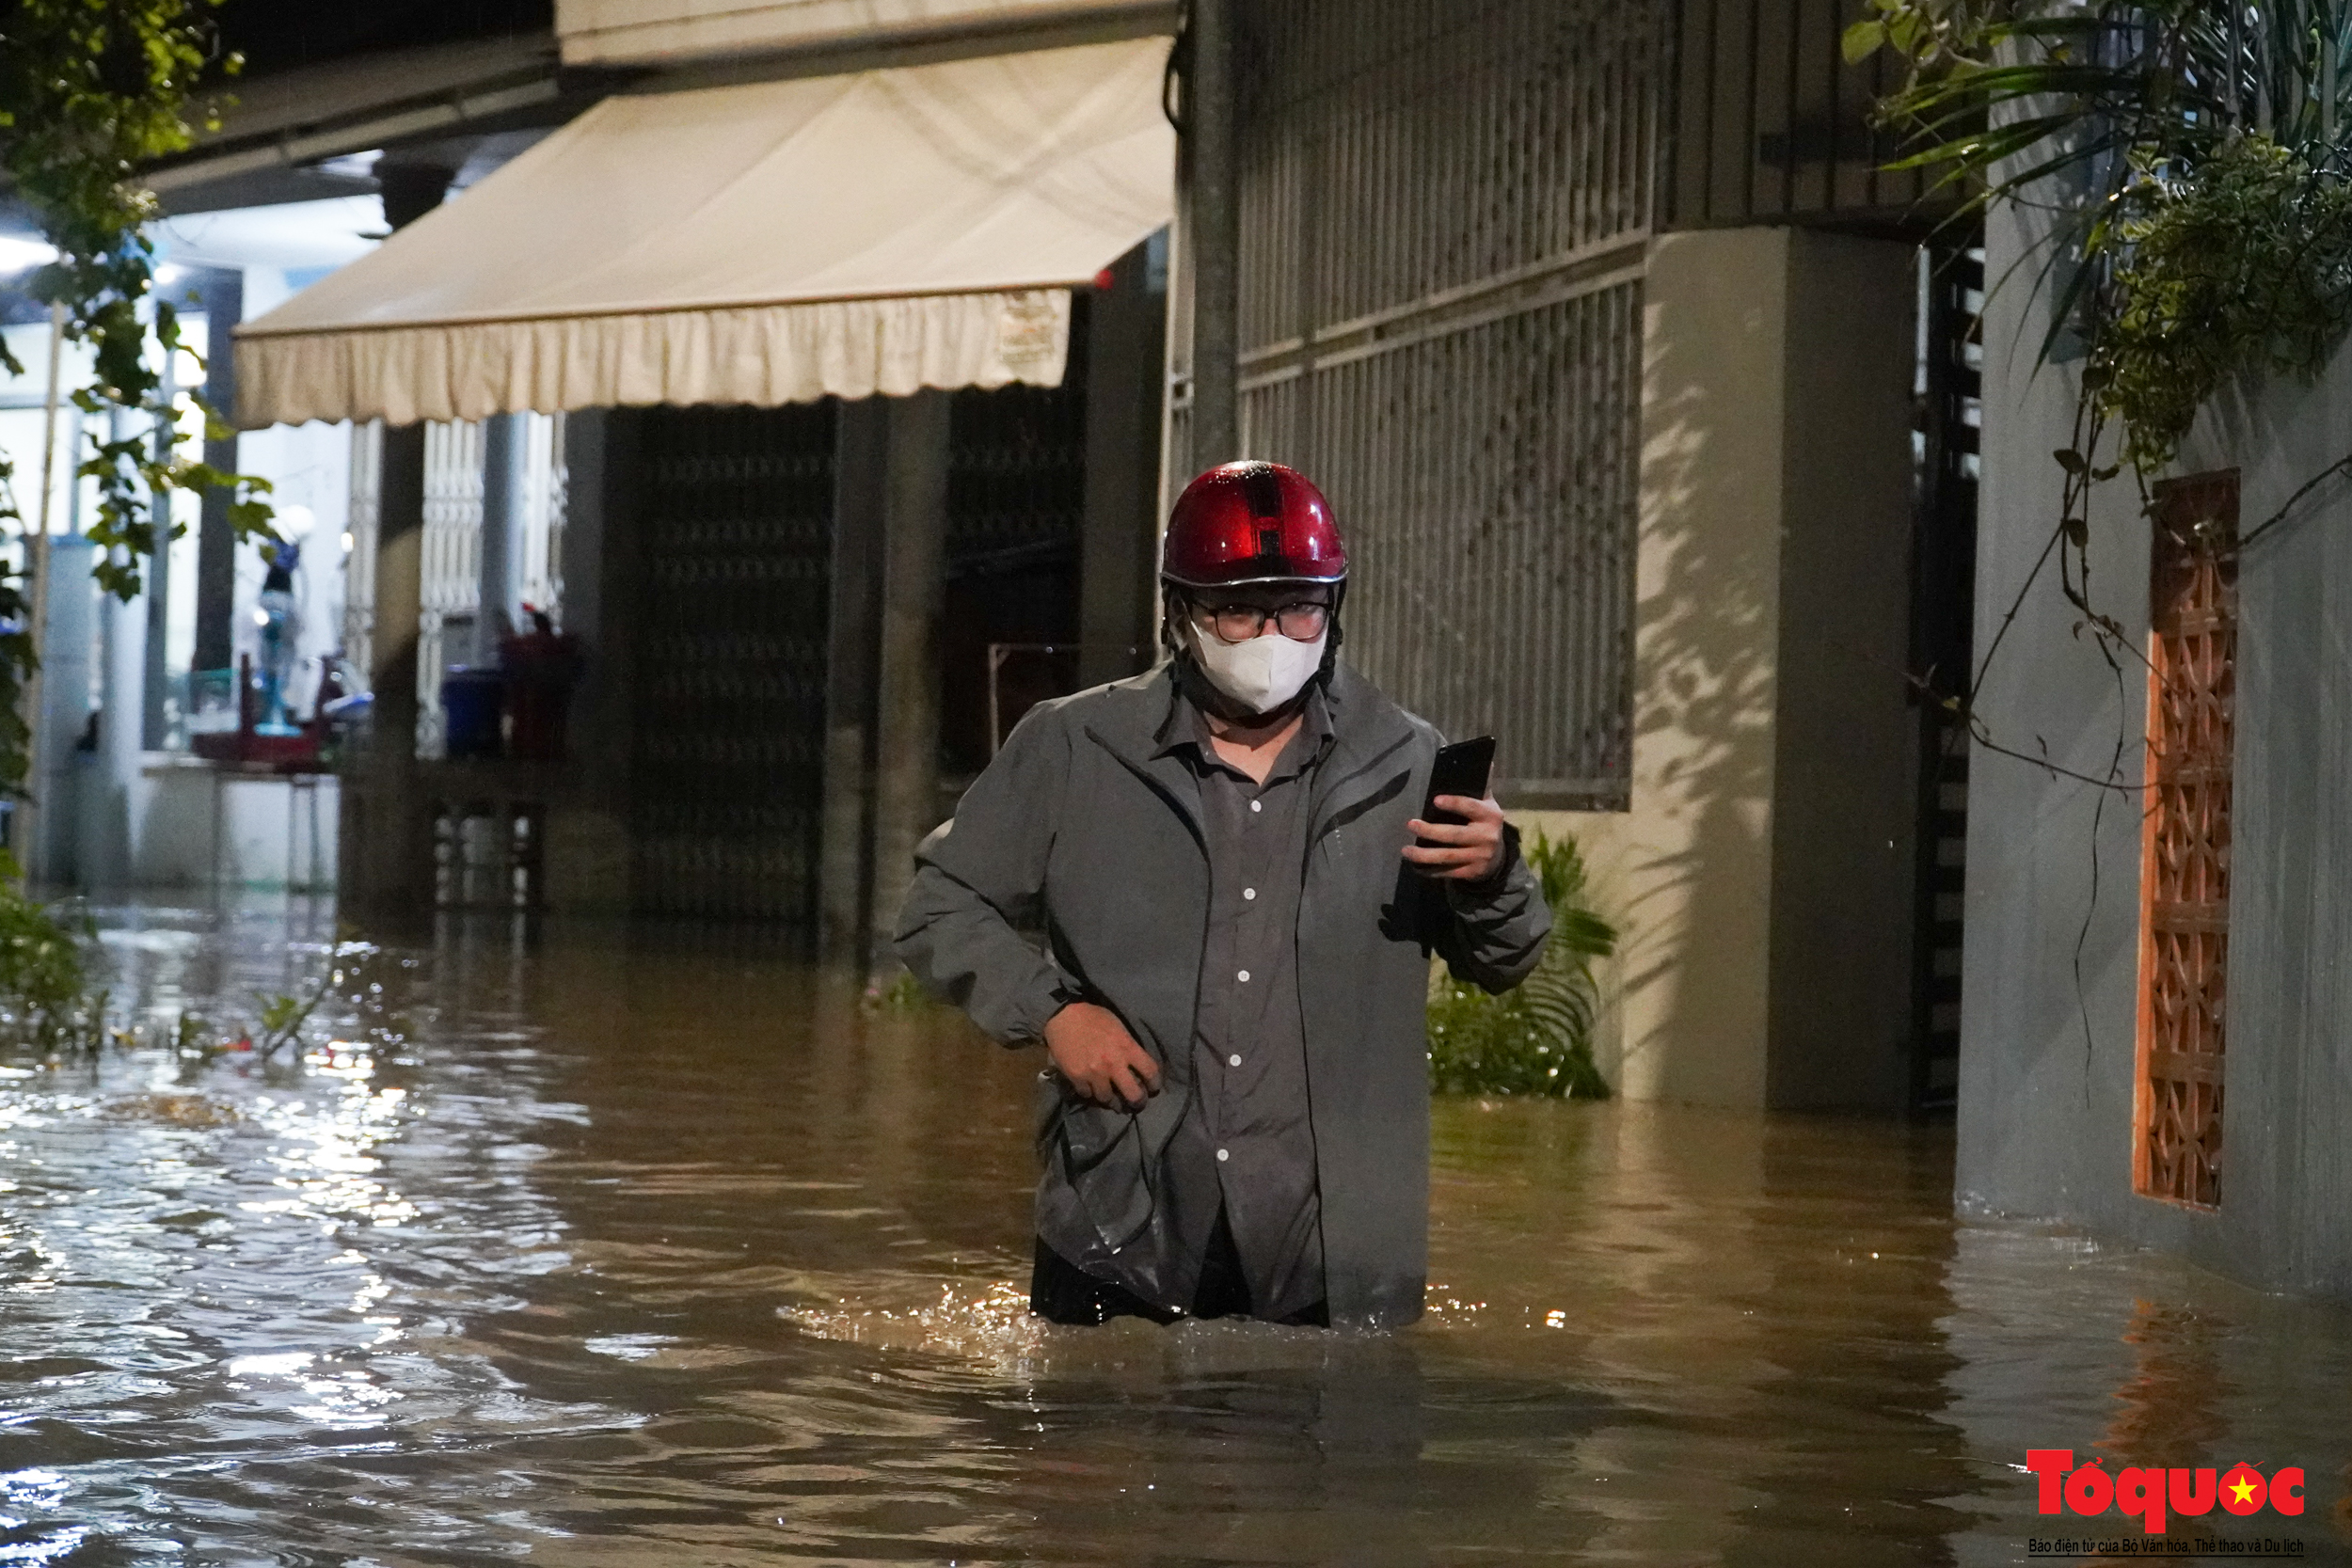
<box><xmin>891</xmin><ymin>704</ymin><xmax>1073</xmax><ymax>1045</ymax></box>
<box><xmin>1426</xmin><ymin>823</ymin><xmax>1552</xmax><ymax>994</ymax></box>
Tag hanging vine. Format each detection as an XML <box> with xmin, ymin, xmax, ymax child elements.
<box><xmin>1850</xmin><ymin>0</ymin><xmax>2352</xmax><ymax>732</ymax></box>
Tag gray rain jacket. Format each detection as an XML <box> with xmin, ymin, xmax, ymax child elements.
<box><xmin>893</xmin><ymin>660</ymin><xmax>1551</xmax><ymax>1327</ymax></box>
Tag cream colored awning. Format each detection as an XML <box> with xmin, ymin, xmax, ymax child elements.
<box><xmin>232</xmin><ymin>36</ymin><xmax>1173</xmax><ymax>429</ymax></box>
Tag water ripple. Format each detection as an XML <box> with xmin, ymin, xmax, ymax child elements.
<box><xmin>0</xmin><ymin>901</ymin><xmax>2345</xmax><ymax>1563</ymax></box>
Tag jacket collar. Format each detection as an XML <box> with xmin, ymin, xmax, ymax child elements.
<box><xmin>1085</xmin><ymin>661</ymin><xmax>1410</xmax><ymax>768</ymax></box>
<box><xmin>1314</xmin><ymin>658</ymin><xmax>1417</xmax><ymax>775</ymax></box>
<box><xmin>1084</xmin><ymin>662</ymin><xmax>1418</xmax><ymax>842</ymax></box>
<box><xmin>1080</xmin><ymin>667</ymin><xmax>1207</xmax><ymax>845</ymax></box>
<box><xmin>1151</xmin><ymin>675</ymin><xmax>1335</xmax><ymax>784</ymax></box>
<box><xmin>1307</xmin><ymin>661</ymin><xmax>1419</xmax><ymax>833</ymax></box>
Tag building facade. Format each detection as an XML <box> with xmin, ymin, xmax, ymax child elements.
<box><xmin>55</xmin><ymin>0</ymin><xmax>1995</xmax><ymax>1122</ymax></box>
<box><xmin>1182</xmin><ymin>0</ymin><xmax>1970</xmax><ymax>1112</ymax></box>
<box><xmin>1960</xmin><ymin>193</ymin><xmax>2352</xmax><ymax>1295</ymax></box>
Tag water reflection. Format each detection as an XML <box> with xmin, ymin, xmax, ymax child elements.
<box><xmin>0</xmin><ymin>900</ymin><xmax>2347</xmax><ymax>1563</ymax></box>
<box><xmin>2103</xmin><ymin>1301</ymin><xmax>2232</xmax><ymax>1470</ymax></box>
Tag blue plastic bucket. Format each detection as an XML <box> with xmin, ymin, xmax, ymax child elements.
<box><xmin>440</xmin><ymin>668</ymin><xmax>505</xmax><ymax>759</ymax></box>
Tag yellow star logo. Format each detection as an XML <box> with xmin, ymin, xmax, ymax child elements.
<box><xmin>2228</xmin><ymin>1474</ymin><xmax>2259</xmax><ymax>1506</ymax></box>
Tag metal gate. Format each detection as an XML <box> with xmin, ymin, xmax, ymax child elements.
<box><xmin>1907</xmin><ymin>240</ymin><xmax>1982</xmax><ymax>1114</ymax></box>
<box><xmin>940</xmin><ymin>313</ymin><xmax>1091</xmax><ymax>778</ymax></box>
<box><xmin>1206</xmin><ymin>0</ymin><xmax>1662</xmax><ymax>804</ymax></box>
<box><xmin>398</xmin><ymin>413</ymin><xmax>571</xmax><ymax>760</ymax></box>
<box><xmin>630</xmin><ymin>404</ymin><xmax>837</xmax><ymax>923</ymax></box>
<box><xmin>417</xmin><ymin>420</ymin><xmax>485</xmax><ymax>760</ymax></box>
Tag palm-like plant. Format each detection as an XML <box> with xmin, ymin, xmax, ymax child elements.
<box><xmin>1856</xmin><ymin>1</ymin><xmax>2352</xmax><ymax>201</ymax></box>
<box><xmin>1847</xmin><ymin>2</ymin><xmax>2352</xmax><ymax>708</ymax></box>
<box><xmin>1425</xmin><ymin>830</ymin><xmax>1616</xmax><ymax>1099</ymax></box>
<box><xmin>1854</xmin><ymin>2</ymin><xmax>2352</xmax><ymax>465</ymax></box>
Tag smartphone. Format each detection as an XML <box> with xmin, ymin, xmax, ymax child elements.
<box><xmin>1418</xmin><ymin>736</ymin><xmax>1496</xmax><ymax>845</ymax></box>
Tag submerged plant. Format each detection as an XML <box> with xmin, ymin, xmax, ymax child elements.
<box><xmin>0</xmin><ymin>857</ymin><xmax>105</xmax><ymax>1048</ymax></box>
<box><xmin>0</xmin><ymin>898</ymin><xmax>389</xmax><ymax>1063</ymax></box>
<box><xmin>865</xmin><ymin>968</ymin><xmax>937</xmax><ymax>1013</ymax></box>
<box><xmin>1426</xmin><ymin>830</ymin><xmax>1616</xmax><ymax>1099</ymax></box>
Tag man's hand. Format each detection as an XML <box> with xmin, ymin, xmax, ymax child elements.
<box><xmin>1404</xmin><ymin>795</ymin><xmax>1506</xmax><ymax>882</ymax></box>
<box><xmin>1043</xmin><ymin>1001</ymin><xmax>1162</xmax><ymax>1111</ymax></box>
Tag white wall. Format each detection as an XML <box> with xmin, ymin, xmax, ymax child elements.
<box><xmin>1536</xmin><ymin>228</ymin><xmax>1790</xmax><ymax>1109</ymax></box>
<box><xmin>110</xmin><ymin>761</ymin><xmax>339</xmax><ymax>891</ymax></box>
<box><xmin>62</xmin><ymin>274</ymin><xmax>352</xmax><ymax>893</ymax></box>
<box><xmin>229</xmin><ymin>270</ymin><xmax>351</xmax><ymax>716</ymax></box>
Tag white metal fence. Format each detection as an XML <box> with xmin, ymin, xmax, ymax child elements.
<box><xmin>345</xmin><ymin>412</ymin><xmax>568</xmax><ymax>759</ymax></box>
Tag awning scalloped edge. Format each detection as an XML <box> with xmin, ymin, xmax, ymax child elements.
<box><xmin>232</xmin><ymin>287</ymin><xmax>1073</xmax><ymax>428</ymax></box>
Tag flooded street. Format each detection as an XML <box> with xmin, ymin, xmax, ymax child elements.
<box><xmin>3</xmin><ymin>899</ymin><xmax>2348</xmax><ymax>1566</ymax></box>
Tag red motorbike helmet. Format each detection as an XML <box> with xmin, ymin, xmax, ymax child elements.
<box><xmin>1161</xmin><ymin>461</ymin><xmax>1347</xmax><ymax>589</ymax></box>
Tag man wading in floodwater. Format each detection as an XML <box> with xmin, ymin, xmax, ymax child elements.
<box><xmin>896</xmin><ymin>462</ymin><xmax>1550</xmax><ymax>1328</ymax></box>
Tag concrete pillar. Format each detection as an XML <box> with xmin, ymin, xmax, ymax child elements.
<box><xmin>338</xmin><ymin>420</ymin><xmax>437</xmax><ymax>922</ymax></box>
<box><xmin>477</xmin><ymin>411</ymin><xmax>525</xmax><ymax>658</ymax></box>
<box><xmin>192</xmin><ymin>268</ymin><xmax>241</xmax><ymax>686</ymax></box>
<box><xmin>148</xmin><ymin>309</ymin><xmax>183</xmax><ymax>753</ymax></box>
<box><xmin>1079</xmin><ymin>236</ymin><xmax>1169</xmax><ymax>688</ymax></box>
<box><xmin>1763</xmin><ymin>231</ymin><xmax>1924</xmax><ymax>1110</ymax></box>
<box><xmin>821</xmin><ymin>397</ymin><xmax>888</xmax><ymax>964</ymax></box>
<box><xmin>1541</xmin><ymin>227</ymin><xmax>1920</xmax><ymax>1112</ymax></box>
<box><xmin>26</xmin><ymin>537</ymin><xmax>95</xmax><ymax>885</ymax></box>
<box><xmin>89</xmin><ymin>404</ymin><xmax>145</xmax><ymax>885</ymax></box>
<box><xmin>866</xmin><ymin>390</ymin><xmax>951</xmax><ymax>966</ymax></box>
<box><xmin>336</xmin><ymin>420</ymin><xmax>432</xmax><ymax>921</ymax></box>
<box><xmin>86</xmin><ymin>557</ymin><xmax>146</xmax><ymax>888</ymax></box>
<box><xmin>369</xmin><ymin>427</ymin><xmax>428</xmax><ymax>765</ymax></box>
<box><xmin>536</xmin><ymin>407</ymin><xmax>632</xmax><ymax>914</ymax></box>
<box><xmin>1184</xmin><ymin>0</ymin><xmax>1240</xmax><ymax>466</ymax></box>
<box><xmin>338</xmin><ymin>162</ymin><xmax>452</xmax><ymax>925</ymax></box>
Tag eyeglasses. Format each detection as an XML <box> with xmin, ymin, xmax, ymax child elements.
<box><xmin>1195</xmin><ymin>601</ymin><xmax>1329</xmax><ymax>643</ymax></box>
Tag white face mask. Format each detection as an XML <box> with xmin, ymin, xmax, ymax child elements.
<box><xmin>1187</xmin><ymin>622</ymin><xmax>1327</xmax><ymax>715</ymax></box>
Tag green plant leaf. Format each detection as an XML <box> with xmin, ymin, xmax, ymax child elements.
<box><xmin>1843</xmin><ymin>19</ymin><xmax>1888</xmax><ymax>65</ymax></box>
<box><xmin>1426</xmin><ymin>829</ymin><xmax>1614</xmax><ymax>1100</ymax></box>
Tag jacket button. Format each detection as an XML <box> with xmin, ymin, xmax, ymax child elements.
<box><xmin>1244</xmin><ymin>888</ymin><xmax>1257</xmax><ymax>900</ymax></box>
<box><xmin>1236</xmin><ymin>970</ymin><xmax>1249</xmax><ymax>983</ymax></box>
<box><xmin>1216</xmin><ymin>1148</ymin><xmax>1231</xmax><ymax>1162</ymax></box>
<box><xmin>1249</xmin><ymin>800</ymin><xmax>1263</xmax><ymax>814</ymax></box>
<box><xmin>1229</xmin><ymin>1053</ymin><xmax>1242</xmax><ymax>1067</ymax></box>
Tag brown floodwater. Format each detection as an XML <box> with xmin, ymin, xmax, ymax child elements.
<box><xmin>3</xmin><ymin>897</ymin><xmax>2349</xmax><ymax>1566</ymax></box>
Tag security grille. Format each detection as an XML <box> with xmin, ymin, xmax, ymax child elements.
<box><xmin>1907</xmin><ymin>239</ymin><xmax>1982</xmax><ymax>1114</ymax></box>
<box><xmin>417</xmin><ymin>420</ymin><xmax>485</xmax><ymax>759</ymax></box>
<box><xmin>1216</xmin><ymin>0</ymin><xmax>1660</xmax><ymax>803</ymax></box>
<box><xmin>2135</xmin><ymin>469</ymin><xmax>2237</xmax><ymax>1211</ymax></box>
<box><xmin>942</xmin><ymin>356</ymin><xmax>1089</xmax><ymax>774</ymax></box>
<box><xmin>406</xmin><ymin>414</ymin><xmax>572</xmax><ymax>756</ymax></box>
<box><xmin>1663</xmin><ymin>0</ymin><xmax>1934</xmax><ymax>229</ymax></box>
<box><xmin>519</xmin><ymin>411</ymin><xmax>569</xmax><ymax>619</ymax></box>
<box><xmin>629</xmin><ymin>404</ymin><xmax>836</xmax><ymax>924</ymax></box>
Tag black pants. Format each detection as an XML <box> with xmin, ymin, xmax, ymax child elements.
<box><xmin>1029</xmin><ymin>1209</ymin><xmax>1328</xmax><ymax>1327</ymax></box>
